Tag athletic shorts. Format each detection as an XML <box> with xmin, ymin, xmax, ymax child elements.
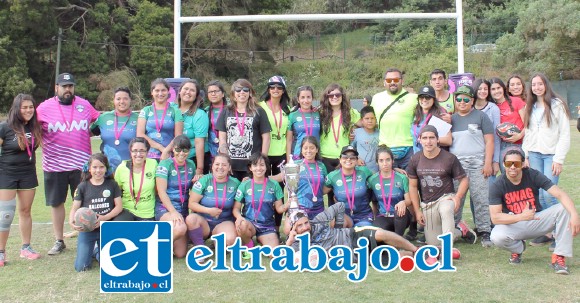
<box><xmin>352</xmin><ymin>226</ymin><xmax>380</xmax><ymax>251</ymax></box>
<box><xmin>251</xmin><ymin>221</ymin><xmax>277</xmax><ymax>237</ymax></box>
<box><xmin>44</xmin><ymin>170</ymin><xmax>81</xmax><ymax>206</ymax></box>
<box><xmin>207</xmin><ymin>218</ymin><xmax>235</xmax><ymax>233</ymax></box>
<box><xmin>0</xmin><ymin>170</ymin><xmax>38</xmax><ymax>190</ymax></box>
<box><xmin>155</xmin><ymin>205</ymin><xmax>189</xmax><ymax>221</ymax></box>
<box><xmin>113</xmin><ymin>209</ymin><xmax>154</xmax><ymax>221</ymax></box>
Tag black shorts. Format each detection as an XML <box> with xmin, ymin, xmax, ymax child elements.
<box><xmin>352</xmin><ymin>226</ymin><xmax>380</xmax><ymax>250</ymax></box>
<box><xmin>44</xmin><ymin>170</ymin><xmax>81</xmax><ymax>206</ymax></box>
<box><xmin>0</xmin><ymin>170</ymin><xmax>38</xmax><ymax>190</ymax></box>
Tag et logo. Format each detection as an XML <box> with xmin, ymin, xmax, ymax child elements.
<box><xmin>100</xmin><ymin>222</ymin><xmax>173</xmax><ymax>293</ymax></box>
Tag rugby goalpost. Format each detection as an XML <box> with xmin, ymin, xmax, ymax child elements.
<box><xmin>172</xmin><ymin>0</ymin><xmax>465</xmax><ymax>78</ymax></box>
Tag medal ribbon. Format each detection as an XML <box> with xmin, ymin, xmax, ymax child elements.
<box><xmin>154</xmin><ymin>102</ymin><xmax>169</xmax><ymax>135</ymax></box>
<box><xmin>340</xmin><ymin>169</ymin><xmax>357</xmax><ymax>213</ymax></box>
<box><xmin>114</xmin><ymin>111</ymin><xmax>131</xmax><ymax>142</ymax></box>
<box><xmin>172</xmin><ymin>158</ymin><xmax>189</xmax><ymax>207</ymax></box>
<box><xmin>304</xmin><ymin>160</ymin><xmax>321</xmax><ymax>199</ymax></box>
<box><xmin>130</xmin><ymin>161</ymin><xmax>146</xmax><ymax>209</ymax></box>
<box><xmin>379</xmin><ymin>171</ymin><xmax>396</xmax><ymax>215</ymax></box>
<box><xmin>300</xmin><ymin>109</ymin><xmax>314</xmax><ymax>136</ymax></box>
<box><xmin>268</xmin><ymin>100</ymin><xmax>283</xmax><ymax>139</ymax></box>
<box><xmin>250</xmin><ymin>178</ymin><xmax>268</xmax><ymax>221</ymax></box>
<box><xmin>213</xmin><ymin>176</ymin><xmax>229</xmax><ymax>210</ymax></box>
<box><xmin>331</xmin><ymin>113</ymin><xmax>343</xmax><ymax>147</ymax></box>
<box><xmin>235</xmin><ymin>111</ymin><xmax>246</xmax><ymax>137</ymax></box>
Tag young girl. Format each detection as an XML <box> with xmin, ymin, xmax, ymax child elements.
<box><xmin>0</xmin><ymin>94</ymin><xmax>43</xmax><ymax>266</ymax></box>
<box><xmin>411</xmin><ymin>85</ymin><xmax>452</xmax><ymax>153</ymax></box>
<box><xmin>489</xmin><ymin>77</ymin><xmax>526</xmax><ymax>174</ymax></box>
<box><xmin>473</xmin><ymin>79</ymin><xmax>501</xmax><ymax>179</ymax></box>
<box><xmin>205</xmin><ymin>80</ymin><xmax>228</xmax><ymax>167</ymax></box>
<box><xmin>323</xmin><ymin>146</ymin><xmax>373</xmax><ymax>228</ymax></box>
<box><xmin>137</xmin><ymin>78</ymin><xmax>184</xmax><ymax>160</ymax></box>
<box><xmin>178</xmin><ymin>79</ymin><xmax>208</xmax><ymax>179</ymax></box>
<box><xmin>507</xmin><ymin>75</ymin><xmax>527</xmax><ymax>101</ymax></box>
<box><xmin>186</xmin><ymin>153</ymin><xmax>241</xmax><ymax>247</ymax></box>
<box><xmin>286</xmin><ymin>86</ymin><xmax>321</xmax><ymax>161</ymax></box>
<box><xmin>69</xmin><ymin>153</ymin><xmax>122</xmax><ymax>272</ymax></box>
<box><xmin>114</xmin><ymin>137</ymin><xmax>158</xmax><ymax>221</ymax></box>
<box><xmin>523</xmin><ymin>73</ymin><xmax>570</xmax><ymax>210</ymax></box>
<box><xmin>216</xmin><ymin>79</ymin><xmax>271</xmax><ymax>181</ymax></box>
<box><xmin>368</xmin><ymin>145</ymin><xmax>412</xmax><ymax>237</ymax></box>
<box><xmin>233</xmin><ymin>153</ymin><xmax>287</xmax><ymax>248</ymax></box>
<box><xmin>155</xmin><ymin>135</ymin><xmax>196</xmax><ymax>258</ymax></box>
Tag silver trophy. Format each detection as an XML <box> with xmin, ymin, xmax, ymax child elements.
<box><xmin>283</xmin><ymin>158</ymin><xmax>301</xmax><ymax>214</ymax></box>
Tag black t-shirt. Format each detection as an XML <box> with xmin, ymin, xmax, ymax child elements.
<box><xmin>74</xmin><ymin>179</ymin><xmax>122</xmax><ymax>216</ymax></box>
<box><xmin>216</xmin><ymin>106</ymin><xmax>271</xmax><ymax>171</ymax></box>
<box><xmin>0</xmin><ymin>122</ymin><xmax>37</xmax><ymax>174</ymax></box>
<box><xmin>406</xmin><ymin>149</ymin><xmax>466</xmax><ymax>203</ymax></box>
<box><xmin>489</xmin><ymin>168</ymin><xmax>553</xmax><ymax>214</ymax></box>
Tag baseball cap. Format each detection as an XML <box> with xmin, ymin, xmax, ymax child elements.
<box><xmin>502</xmin><ymin>146</ymin><xmax>525</xmax><ymax>162</ymax></box>
<box><xmin>56</xmin><ymin>73</ymin><xmax>75</xmax><ymax>86</ymax></box>
<box><xmin>267</xmin><ymin>75</ymin><xmax>286</xmax><ymax>88</ymax></box>
<box><xmin>417</xmin><ymin>85</ymin><xmax>436</xmax><ymax>99</ymax></box>
<box><xmin>340</xmin><ymin>145</ymin><xmax>359</xmax><ymax>157</ymax></box>
<box><xmin>453</xmin><ymin>85</ymin><xmax>475</xmax><ymax>98</ymax></box>
<box><xmin>289</xmin><ymin>210</ymin><xmax>308</xmax><ymax>229</ymax></box>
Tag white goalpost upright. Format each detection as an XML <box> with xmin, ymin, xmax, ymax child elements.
<box><xmin>173</xmin><ymin>0</ymin><xmax>465</xmax><ymax>78</ymax></box>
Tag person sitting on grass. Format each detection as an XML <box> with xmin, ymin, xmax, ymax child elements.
<box><xmin>489</xmin><ymin>147</ymin><xmax>579</xmax><ymax>275</ymax></box>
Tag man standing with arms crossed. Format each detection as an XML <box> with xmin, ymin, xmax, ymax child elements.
<box><xmin>37</xmin><ymin>73</ymin><xmax>100</xmax><ymax>255</ymax></box>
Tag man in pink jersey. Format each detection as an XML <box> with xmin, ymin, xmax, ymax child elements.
<box><xmin>37</xmin><ymin>73</ymin><xmax>100</xmax><ymax>255</ymax></box>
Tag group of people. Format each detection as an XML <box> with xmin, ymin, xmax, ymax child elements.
<box><xmin>0</xmin><ymin>69</ymin><xmax>578</xmax><ymax>275</ymax></box>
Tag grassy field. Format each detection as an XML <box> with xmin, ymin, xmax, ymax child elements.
<box><xmin>2</xmin><ymin>123</ymin><xmax>580</xmax><ymax>303</ymax></box>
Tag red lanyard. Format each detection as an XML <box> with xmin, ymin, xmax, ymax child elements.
<box><xmin>114</xmin><ymin>111</ymin><xmax>131</xmax><ymax>144</ymax></box>
<box><xmin>268</xmin><ymin>100</ymin><xmax>283</xmax><ymax>139</ymax></box>
<box><xmin>235</xmin><ymin>110</ymin><xmax>246</xmax><ymax>137</ymax></box>
<box><xmin>172</xmin><ymin>158</ymin><xmax>189</xmax><ymax>207</ymax></box>
<box><xmin>413</xmin><ymin>114</ymin><xmax>432</xmax><ymax>140</ymax></box>
<box><xmin>250</xmin><ymin>178</ymin><xmax>268</xmax><ymax>221</ymax></box>
<box><xmin>340</xmin><ymin>169</ymin><xmax>357</xmax><ymax>213</ymax></box>
<box><xmin>210</xmin><ymin>105</ymin><xmax>223</xmax><ymax>139</ymax></box>
<box><xmin>154</xmin><ymin>102</ymin><xmax>169</xmax><ymax>134</ymax></box>
<box><xmin>331</xmin><ymin>113</ymin><xmax>343</xmax><ymax>147</ymax></box>
<box><xmin>304</xmin><ymin>160</ymin><xmax>321</xmax><ymax>199</ymax></box>
<box><xmin>212</xmin><ymin>176</ymin><xmax>229</xmax><ymax>210</ymax></box>
<box><xmin>57</xmin><ymin>99</ymin><xmax>75</xmax><ymax>132</ymax></box>
<box><xmin>379</xmin><ymin>171</ymin><xmax>396</xmax><ymax>214</ymax></box>
<box><xmin>129</xmin><ymin>161</ymin><xmax>146</xmax><ymax>210</ymax></box>
<box><xmin>300</xmin><ymin>109</ymin><xmax>314</xmax><ymax>136</ymax></box>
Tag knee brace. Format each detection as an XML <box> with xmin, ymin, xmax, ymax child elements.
<box><xmin>0</xmin><ymin>199</ymin><xmax>17</xmax><ymax>232</ymax></box>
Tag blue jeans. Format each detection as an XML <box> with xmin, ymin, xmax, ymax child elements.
<box><xmin>75</xmin><ymin>229</ymin><xmax>100</xmax><ymax>272</ymax></box>
<box><xmin>527</xmin><ymin>151</ymin><xmax>559</xmax><ymax>209</ymax></box>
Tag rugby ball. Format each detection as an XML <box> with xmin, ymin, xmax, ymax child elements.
<box><xmin>496</xmin><ymin>122</ymin><xmax>521</xmax><ymax>141</ymax></box>
<box><xmin>74</xmin><ymin>207</ymin><xmax>98</xmax><ymax>232</ymax></box>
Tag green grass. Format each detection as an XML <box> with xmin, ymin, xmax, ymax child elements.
<box><xmin>2</xmin><ymin>124</ymin><xmax>580</xmax><ymax>303</ymax></box>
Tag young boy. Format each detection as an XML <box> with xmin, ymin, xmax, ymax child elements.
<box><xmin>352</xmin><ymin>106</ymin><xmax>380</xmax><ymax>173</ymax></box>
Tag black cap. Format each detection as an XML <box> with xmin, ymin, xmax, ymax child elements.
<box><xmin>56</xmin><ymin>73</ymin><xmax>75</xmax><ymax>86</ymax></box>
<box><xmin>341</xmin><ymin>145</ymin><xmax>359</xmax><ymax>156</ymax></box>
<box><xmin>502</xmin><ymin>146</ymin><xmax>525</xmax><ymax>162</ymax></box>
<box><xmin>417</xmin><ymin>85</ymin><xmax>436</xmax><ymax>99</ymax></box>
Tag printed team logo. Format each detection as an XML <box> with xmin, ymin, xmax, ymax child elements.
<box><xmin>246</xmin><ymin>189</ymin><xmax>253</xmax><ymax>195</ymax></box>
<box><xmin>268</xmin><ymin>188</ymin><xmax>275</xmax><ymax>194</ymax></box>
<box><xmin>227</xmin><ymin>186</ymin><xmax>235</xmax><ymax>193</ymax></box>
<box><xmin>76</xmin><ymin>104</ymin><xmax>85</xmax><ymax>112</ymax></box>
<box><xmin>171</xmin><ymin>170</ymin><xmax>178</xmax><ymax>176</ymax></box>
<box><xmin>336</xmin><ymin>180</ymin><xmax>343</xmax><ymax>187</ymax></box>
<box><xmin>296</xmin><ymin>116</ymin><xmax>303</xmax><ymax>122</ymax></box>
<box><xmin>356</xmin><ymin>175</ymin><xmax>363</xmax><ymax>182</ymax></box>
<box><xmin>149</xmin><ymin>111</ymin><xmax>154</xmax><ymax>117</ymax></box>
<box><xmin>375</xmin><ymin>184</ymin><xmax>381</xmax><ymax>190</ymax></box>
<box><xmin>131</xmin><ymin>121</ymin><xmax>138</xmax><ymax>126</ymax></box>
<box><xmin>103</xmin><ymin>190</ymin><xmax>111</xmax><ymax>198</ymax></box>
<box><xmin>100</xmin><ymin>221</ymin><xmax>173</xmax><ymax>293</ymax></box>
<box><xmin>206</xmin><ymin>185</ymin><xmax>214</xmax><ymax>193</ymax></box>
<box><xmin>193</xmin><ymin>182</ymin><xmax>203</xmax><ymax>191</ymax></box>
<box><xmin>156</xmin><ymin>166</ymin><xmax>168</xmax><ymax>177</ymax></box>
<box><xmin>106</xmin><ymin>120</ymin><xmax>114</xmax><ymax>126</ymax></box>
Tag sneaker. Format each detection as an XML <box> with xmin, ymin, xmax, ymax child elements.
<box><xmin>548</xmin><ymin>241</ymin><xmax>556</xmax><ymax>252</ymax></box>
<box><xmin>0</xmin><ymin>251</ymin><xmax>6</xmax><ymax>267</ymax></box>
<box><xmin>241</xmin><ymin>251</ymin><xmax>251</xmax><ymax>261</ymax></box>
<box><xmin>20</xmin><ymin>246</ymin><xmax>41</xmax><ymax>260</ymax></box>
<box><xmin>416</xmin><ymin>235</ymin><xmax>426</xmax><ymax>244</ymax></box>
<box><xmin>457</xmin><ymin>221</ymin><xmax>477</xmax><ymax>244</ymax></box>
<box><xmin>47</xmin><ymin>241</ymin><xmax>66</xmax><ymax>255</ymax></box>
<box><xmin>551</xmin><ymin>254</ymin><xmax>569</xmax><ymax>275</ymax></box>
<box><xmin>530</xmin><ymin>235</ymin><xmax>553</xmax><ymax>246</ymax></box>
<box><xmin>480</xmin><ymin>232</ymin><xmax>493</xmax><ymax>248</ymax></box>
<box><xmin>509</xmin><ymin>240</ymin><xmax>526</xmax><ymax>265</ymax></box>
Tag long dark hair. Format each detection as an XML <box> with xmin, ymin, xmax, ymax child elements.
<box><xmin>300</xmin><ymin>135</ymin><xmax>321</xmax><ymax>161</ymax></box>
<box><xmin>507</xmin><ymin>75</ymin><xmax>527</xmax><ymax>100</ymax></box>
<box><xmin>178</xmin><ymin>79</ymin><xmax>203</xmax><ymax>115</ymax></box>
<box><xmin>247</xmin><ymin>152</ymin><xmax>271</xmax><ymax>179</ymax></box>
<box><xmin>7</xmin><ymin>94</ymin><xmax>42</xmax><ymax>150</ymax></box>
<box><xmin>319</xmin><ymin>83</ymin><xmax>352</xmax><ymax>136</ymax></box>
<box><xmin>206</xmin><ymin>80</ymin><xmax>227</xmax><ymax>108</ymax></box>
<box><xmin>81</xmin><ymin>153</ymin><xmax>112</xmax><ymax>182</ymax></box>
<box><xmin>292</xmin><ymin>85</ymin><xmax>315</xmax><ymax>112</ymax></box>
<box><xmin>472</xmin><ymin>78</ymin><xmax>492</xmax><ymax>103</ymax></box>
<box><xmin>524</xmin><ymin>73</ymin><xmax>570</xmax><ymax>128</ymax></box>
<box><xmin>412</xmin><ymin>96</ymin><xmax>444</xmax><ymax>125</ymax></box>
<box><xmin>127</xmin><ymin>137</ymin><xmax>150</xmax><ymax>171</ymax></box>
<box><xmin>260</xmin><ymin>79</ymin><xmax>291</xmax><ymax>115</ymax></box>
<box><xmin>489</xmin><ymin>77</ymin><xmax>514</xmax><ymax>111</ymax></box>
<box><xmin>375</xmin><ymin>145</ymin><xmax>394</xmax><ymax>169</ymax></box>
<box><xmin>228</xmin><ymin>79</ymin><xmax>258</xmax><ymax>115</ymax></box>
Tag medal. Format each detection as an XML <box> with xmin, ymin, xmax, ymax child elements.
<box><xmin>276</xmin><ymin>134</ymin><xmax>281</xmax><ymax>140</ymax></box>
<box><xmin>113</xmin><ymin>111</ymin><xmax>130</xmax><ymax>147</ymax></box>
<box><xmin>331</xmin><ymin>113</ymin><xmax>342</xmax><ymax>149</ymax></box>
<box><xmin>156</xmin><ymin>133</ymin><xmax>161</xmax><ymax>138</ymax></box>
<box><xmin>213</xmin><ymin>137</ymin><xmax>219</xmax><ymax>143</ymax></box>
<box><xmin>114</xmin><ymin>139</ymin><xmax>120</xmax><ymax>145</ymax></box>
<box><xmin>312</xmin><ymin>197</ymin><xmax>317</xmax><ymax>202</ymax></box>
<box><xmin>336</xmin><ymin>143</ymin><xmax>339</xmax><ymax>148</ymax></box>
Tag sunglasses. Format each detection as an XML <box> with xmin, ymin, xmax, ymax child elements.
<box><xmin>504</xmin><ymin>160</ymin><xmax>522</xmax><ymax>168</ymax></box>
<box><xmin>418</xmin><ymin>95</ymin><xmax>433</xmax><ymax>100</ymax></box>
<box><xmin>456</xmin><ymin>97</ymin><xmax>471</xmax><ymax>103</ymax></box>
<box><xmin>341</xmin><ymin>154</ymin><xmax>358</xmax><ymax>160</ymax></box>
<box><xmin>327</xmin><ymin>93</ymin><xmax>342</xmax><ymax>99</ymax></box>
<box><xmin>384</xmin><ymin>78</ymin><xmax>400</xmax><ymax>84</ymax></box>
<box><xmin>174</xmin><ymin>148</ymin><xmax>190</xmax><ymax>153</ymax></box>
<box><xmin>234</xmin><ymin>87</ymin><xmax>250</xmax><ymax>93</ymax></box>
<box><xmin>269</xmin><ymin>85</ymin><xmax>284</xmax><ymax>90</ymax></box>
